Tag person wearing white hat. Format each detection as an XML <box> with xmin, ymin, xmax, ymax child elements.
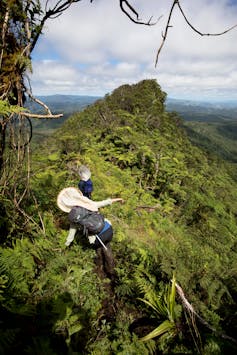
<box><xmin>57</xmin><ymin>186</ymin><xmax>123</xmax><ymax>279</ymax></box>
<box><xmin>57</xmin><ymin>187</ymin><xmax>123</xmax><ymax>247</ymax></box>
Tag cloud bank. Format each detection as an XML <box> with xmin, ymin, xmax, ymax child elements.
<box><xmin>31</xmin><ymin>0</ymin><xmax>237</xmax><ymax>101</ymax></box>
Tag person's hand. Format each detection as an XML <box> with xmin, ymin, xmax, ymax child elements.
<box><xmin>111</xmin><ymin>198</ymin><xmax>124</xmax><ymax>204</ymax></box>
<box><xmin>88</xmin><ymin>235</ymin><xmax>96</xmax><ymax>244</ymax></box>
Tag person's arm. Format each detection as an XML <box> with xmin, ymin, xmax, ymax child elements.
<box><xmin>94</xmin><ymin>198</ymin><xmax>113</xmax><ymax>208</ymax></box>
<box><xmin>65</xmin><ymin>227</ymin><xmax>77</xmax><ymax>246</ymax></box>
<box><xmin>111</xmin><ymin>198</ymin><xmax>124</xmax><ymax>203</ymax></box>
<box><xmin>94</xmin><ymin>198</ymin><xmax>124</xmax><ymax>209</ymax></box>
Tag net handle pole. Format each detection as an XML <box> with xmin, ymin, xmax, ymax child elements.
<box><xmin>96</xmin><ymin>234</ymin><xmax>108</xmax><ymax>251</ymax></box>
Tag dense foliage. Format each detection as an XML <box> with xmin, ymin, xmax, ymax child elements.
<box><xmin>1</xmin><ymin>80</ymin><xmax>237</xmax><ymax>354</ymax></box>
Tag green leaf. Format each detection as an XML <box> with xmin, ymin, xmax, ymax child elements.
<box><xmin>140</xmin><ymin>320</ymin><xmax>176</xmax><ymax>341</ymax></box>
<box><xmin>168</xmin><ymin>275</ymin><xmax>176</xmax><ymax>321</ymax></box>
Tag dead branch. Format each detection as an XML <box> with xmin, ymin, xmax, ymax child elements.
<box><xmin>19</xmin><ymin>112</ymin><xmax>63</xmax><ymax>119</ymax></box>
<box><xmin>155</xmin><ymin>0</ymin><xmax>178</xmax><ymax>67</ymax></box>
<box><xmin>26</xmin><ymin>89</ymin><xmax>53</xmax><ymax>115</ymax></box>
<box><xmin>175</xmin><ymin>282</ymin><xmax>237</xmax><ymax>345</ymax></box>
<box><xmin>155</xmin><ymin>0</ymin><xmax>237</xmax><ymax>66</ymax></box>
<box><xmin>136</xmin><ymin>204</ymin><xmax>161</xmax><ymax>212</ymax></box>
<box><xmin>13</xmin><ymin>198</ymin><xmax>45</xmax><ymax>232</ymax></box>
<box><xmin>120</xmin><ymin>0</ymin><xmax>159</xmax><ymax>25</ymax></box>
<box><xmin>31</xmin><ymin>1</ymin><xmax>83</xmax><ymax>51</ymax></box>
<box><xmin>23</xmin><ymin>90</ymin><xmax>63</xmax><ymax>119</ymax></box>
<box><xmin>24</xmin><ymin>3</ymin><xmax>31</xmax><ymax>57</ymax></box>
<box><xmin>177</xmin><ymin>1</ymin><xmax>237</xmax><ymax>37</ymax></box>
<box><xmin>45</xmin><ymin>0</ymin><xmax>81</xmax><ymax>16</ymax></box>
<box><xmin>32</xmin><ymin>194</ymin><xmax>46</xmax><ymax>235</ymax></box>
<box><xmin>0</xmin><ymin>4</ymin><xmax>10</xmax><ymax>69</ymax></box>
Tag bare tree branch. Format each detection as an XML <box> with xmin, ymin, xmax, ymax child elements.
<box><xmin>19</xmin><ymin>112</ymin><xmax>63</xmax><ymax>119</ymax></box>
<box><xmin>24</xmin><ymin>90</ymin><xmax>63</xmax><ymax>119</ymax></box>
<box><xmin>0</xmin><ymin>4</ymin><xmax>10</xmax><ymax>69</ymax></box>
<box><xmin>120</xmin><ymin>0</ymin><xmax>158</xmax><ymax>25</ymax></box>
<box><xmin>136</xmin><ymin>204</ymin><xmax>161</xmax><ymax>212</ymax></box>
<box><xmin>177</xmin><ymin>0</ymin><xmax>237</xmax><ymax>37</ymax></box>
<box><xmin>155</xmin><ymin>0</ymin><xmax>178</xmax><ymax>67</ymax></box>
<box><xmin>175</xmin><ymin>282</ymin><xmax>237</xmax><ymax>345</ymax></box>
<box><xmin>26</xmin><ymin>90</ymin><xmax>52</xmax><ymax>115</ymax></box>
<box><xmin>31</xmin><ymin>1</ymin><xmax>83</xmax><ymax>52</ymax></box>
<box><xmin>155</xmin><ymin>0</ymin><xmax>237</xmax><ymax>66</ymax></box>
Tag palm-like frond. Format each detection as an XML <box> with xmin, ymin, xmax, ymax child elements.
<box><xmin>138</xmin><ymin>297</ymin><xmax>167</xmax><ymax>318</ymax></box>
<box><xmin>167</xmin><ymin>275</ymin><xmax>176</xmax><ymax>321</ymax></box>
<box><xmin>138</xmin><ymin>274</ymin><xmax>179</xmax><ymax>342</ymax></box>
<box><xmin>140</xmin><ymin>319</ymin><xmax>176</xmax><ymax>342</ymax></box>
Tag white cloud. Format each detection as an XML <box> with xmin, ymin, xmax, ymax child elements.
<box><xmin>30</xmin><ymin>0</ymin><xmax>237</xmax><ymax>101</ymax></box>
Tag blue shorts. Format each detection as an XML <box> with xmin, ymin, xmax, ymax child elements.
<box><xmin>94</xmin><ymin>221</ymin><xmax>113</xmax><ymax>248</ymax></box>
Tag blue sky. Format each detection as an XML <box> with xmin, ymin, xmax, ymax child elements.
<box><xmin>30</xmin><ymin>0</ymin><xmax>237</xmax><ymax>102</ymax></box>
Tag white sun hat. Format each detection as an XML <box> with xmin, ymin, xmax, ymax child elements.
<box><xmin>78</xmin><ymin>165</ymin><xmax>91</xmax><ymax>181</ymax></box>
<box><xmin>57</xmin><ymin>187</ymin><xmax>98</xmax><ymax>213</ymax></box>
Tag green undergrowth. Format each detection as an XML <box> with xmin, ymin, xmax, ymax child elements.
<box><xmin>1</xmin><ymin>80</ymin><xmax>237</xmax><ymax>354</ymax></box>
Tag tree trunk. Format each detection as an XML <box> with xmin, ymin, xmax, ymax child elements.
<box><xmin>0</xmin><ymin>122</ymin><xmax>6</xmax><ymax>174</ymax></box>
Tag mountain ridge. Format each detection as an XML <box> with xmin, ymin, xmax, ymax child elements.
<box><xmin>27</xmin><ymin>94</ymin><xmax>237</xmax><ymax>122</ymax></box>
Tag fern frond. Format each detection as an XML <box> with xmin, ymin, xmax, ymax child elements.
<box><xmin>0</xmin><ymin>329</ymin><xmax>18</xmax><ymax>354</ymax></box>
<box><xmin>134</xmin><ymin>268</ymin><xmax>157</xmax><ymax>298</ymax></box>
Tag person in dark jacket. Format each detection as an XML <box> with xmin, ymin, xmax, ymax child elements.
<box><xmin>78</xmin><ymin>165</ymin><xmax>93</xmax><ymax>199</ymax></box>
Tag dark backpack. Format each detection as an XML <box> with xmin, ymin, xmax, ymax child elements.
<box><xmin>68</xmin><ymin>206</ymin><xmax>105</xmax><ymax>235</ymax></box>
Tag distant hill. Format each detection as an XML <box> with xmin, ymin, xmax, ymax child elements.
<box><xmin>27</xmin><ymin>94</ymin><xmax>237</xmax><ymax>125</ymax></box>
<box><xmin>165</xmin><ymin>98</ymin><xmax>237</xmax><ymax>166</ymax></box>
<box><xmin>28</xmin><ymin>94</ymin><xmax>237</xmax><ymax>165</ymax></box>
<box><xmin>26</xmin><ymin>94</ymin><xmax>101</xmax><ymax>114</ymax></box>
<box><xmin>166</xmin><ymin>97</ymin><xmax>237</xmax><ymax>122</ymax></box>
<box><xmin>26</xmin><ymin>95</ymin><xmax>101</xmax><ymax>140</ymax></box>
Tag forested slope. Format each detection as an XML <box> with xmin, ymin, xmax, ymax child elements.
<box><xmin>183</xmin><ymin>120</ymin><xmax>237</xmax><ymax>166</ymax></box>
<box><xmin>1</xmin><ymin>80</ymin><xmax>237</xmax><ymax>354</ymax></box>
